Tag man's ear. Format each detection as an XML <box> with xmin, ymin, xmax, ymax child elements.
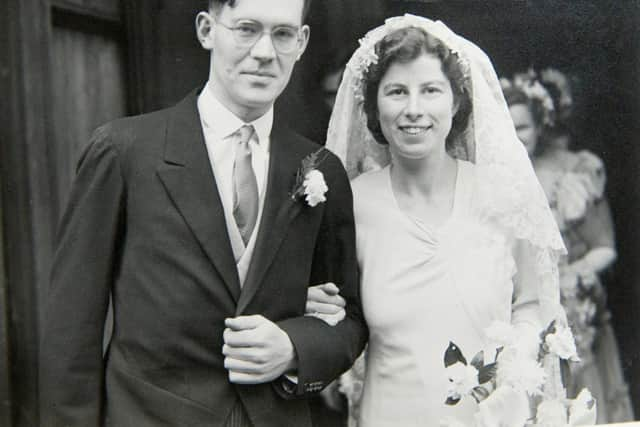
<box><xmin>295</xmin><ymin>25</ymin><xmax>311</xmax><ymax>61</ymax></box>
<box><xmin>196</xmin><ymin>11</ymin><xmax>215</xmax><ymax>50</ymax></box>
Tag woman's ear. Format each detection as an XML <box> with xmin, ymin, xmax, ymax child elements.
<box><xmin>196</xmin><ymin>11</ymin><xmax>215</xmax><ymax>51</ymax></box>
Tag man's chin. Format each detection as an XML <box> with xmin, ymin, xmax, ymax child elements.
<box><xmin>238</xmin><ymin>87</ymin><xmax>282</xmax><ymax>109</ymax></box>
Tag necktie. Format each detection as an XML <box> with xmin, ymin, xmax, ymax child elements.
<box><xmin>232</xmin><ymin>125</ymin><xmax>259</xmax><ymax>246</ymax></box>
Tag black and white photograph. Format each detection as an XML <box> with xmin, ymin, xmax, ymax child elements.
<box><xmin>1</xmin><ymin>1</ymin><xmax>639</xmax><ymax>426</ymax></box>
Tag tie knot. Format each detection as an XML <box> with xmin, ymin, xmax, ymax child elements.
<box><xmin>235</xmin><ymin>125</ymin><xmax>256</xmax><ymax>146</ymax></box>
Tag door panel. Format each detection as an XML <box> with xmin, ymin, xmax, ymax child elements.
<box><xmin>50</xmin><ymin>16</ymin><xmax>128</xmax><ymax>213</ymax></box>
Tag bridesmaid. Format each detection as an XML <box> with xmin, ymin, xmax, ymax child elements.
<box><xmin>502</xmin><ymin>71</ymin><xmax>635</xmax><ymax>423</ymax></box>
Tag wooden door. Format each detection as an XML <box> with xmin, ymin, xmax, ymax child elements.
<box><xmin>1</xmin><ymin>0</ymin><xmax>128</xmax><ymax>425</ymax></box>
<box><xmin>0</xmin><ymin>176</ymin><xmax>10</xmax><ymax>427</ymax></box>
<box><xmin>50</xmin><ymin>1</ymin><xmax>129</xmax><ymax>218</ymax></box>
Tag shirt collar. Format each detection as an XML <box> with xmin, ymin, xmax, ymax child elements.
<box><xmin>198</xmin><ymin>81</ymin><xmax>273</xmax><ymax>148</ymax></box>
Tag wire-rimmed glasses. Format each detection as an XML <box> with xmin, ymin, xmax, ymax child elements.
<box><xmin>216</xmin><ymin>20</ymin><xmax>303</xmax><ymax>54</ymax></box>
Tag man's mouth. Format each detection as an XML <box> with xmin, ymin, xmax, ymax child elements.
<box><xmin>243</xmin><ymin>71</ymin><xmax>277</xmax><ymax>78</ymax></box>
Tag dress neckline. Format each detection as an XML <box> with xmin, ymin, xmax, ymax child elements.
<box><xmin>385</xmin><ymin>159</ymin><xmax>466</xmax><ymax>233</ymax></box>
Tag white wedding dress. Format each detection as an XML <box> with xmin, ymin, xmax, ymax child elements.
<box><xmin>353</xmin><ymin>161</ymin><xmax>542</xmax><ymax>427</ymax></box>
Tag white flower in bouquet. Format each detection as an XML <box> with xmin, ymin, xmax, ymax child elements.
<box><xmin>545</xmin><ymin>324</ymin><xmax>580</xmax><ymax>362</ymax></box>
<box><xmin>568</xmin><ymin>388</ymin><xmax>597</xmax><ymax>426</ymax></box>
<box><xmin>445</xmin><ymin>362</ymin><xmax>480</xmax><ymax>400</ymax></box>
<box><xmin>475</xmin><ymin>385</ymin><xmax>530</xmax><ymax>427</ymax></box>
<box><xmin>495</xmin><ymin>349</ymin><xmax>546</xmax><ymax>396</ymax></box>
<box><xmin>534</xmin><ymin>388</ymin><xmax>597</xmax><ymax>426</ymax></box>
<box><xmin>536</xmin><ymin>399</ymin><xmax>569</xmax><ymax>427</ymax></box>
<box><xmin>302</xmin><ymin>169</ymin><xmax>328</xmax><ymax>207</ymax></box>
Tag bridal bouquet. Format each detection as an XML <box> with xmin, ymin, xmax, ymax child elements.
<box><xmin>441</xmin><ymin>320</ymin><xmax>596</xmax><ymax>427</ymax></box>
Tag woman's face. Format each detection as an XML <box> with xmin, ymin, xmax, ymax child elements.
<box><xmin>509</xmin><ymin>103</ymin><xmax>540</xmax><ymax>156</ymax></box>
<box><xmin>377</xmin><ymin>53</ymin><xmax>458</xmax><ymax>160</ymax></box>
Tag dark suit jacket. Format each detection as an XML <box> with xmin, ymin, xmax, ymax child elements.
<box><xmin>39</xmin><ymin>89</ymin><xmax>367</xmax><ymax>427</ymax></box>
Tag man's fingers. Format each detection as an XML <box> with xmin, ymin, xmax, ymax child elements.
<box><xmin>222</xmin><ymin>344</ymin><xmax>270</xmax><ymax>363</ymax></box>
<box><xmin>306</xmin><ymin>300</ymin><xmax>344</xmax><ymax>315</ymax></box>
<box><xmin>228</xmin><ymin>371</ymin><xmax>267</xmax><ymax>385</ymax></box>
<box><xmin>225</xmin><ymin>315</ymin><xmax>265</xmax><ymax>331</ymax></box>
<box><xmin>224</xmin><ymin>357</ymin><xmax>264</xmax><ymax>374</ymax></box>
<box><xmin>223</xmin><ymin>328</ymin><xmax>265</xmax><ymax>348</ymax></box>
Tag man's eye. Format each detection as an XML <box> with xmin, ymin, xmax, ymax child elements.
<box><xmin>273</xmin><ymin>28</ymin><xmax>296</xmax><ymax>40</ymax></box>
<box><xmin>236</xmin><ymin>24</ymin><xmax>259</xmax><ymax>36</ymax></box>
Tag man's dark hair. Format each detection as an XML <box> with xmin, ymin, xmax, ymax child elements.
<box><xmin>208</xmin><ymin>0</ymin><xmax>312</xmax><ymax>21</ymax></box>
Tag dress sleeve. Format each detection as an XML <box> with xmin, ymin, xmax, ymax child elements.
<box><xmin>511</xmin><ymin>239</ymin><xmax>544</xmax><ymax>337</ymax></box>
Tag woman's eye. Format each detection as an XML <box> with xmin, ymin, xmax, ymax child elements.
<box><xmin>387</xmin><ymin>88</ymin><xmax>406</xmax><ymax>96</ymax></box>
<box><xmin>424</xmin><ymin>86</ymin><xmax>442</xmax><ymax>94</ymax></box>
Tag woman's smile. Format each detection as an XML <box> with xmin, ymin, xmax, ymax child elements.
<box><xmin>397</xmin><ymin>124</ymin><xmax>432</xmax><ymax>135</ymax></box>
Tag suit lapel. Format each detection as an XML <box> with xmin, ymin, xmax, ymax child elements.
<box><xmin>236</xmin><ymin>123</ymin><xmax>305</xmax><ymax>314</ymax></box>
<box><xmin>157</xmin><ymin>89</ymin><xmax>241</xmax><ymax>302</ymax></box>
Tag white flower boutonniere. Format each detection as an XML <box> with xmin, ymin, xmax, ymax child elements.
<box><xmin>291</xmin><ymin>148</ymin><xmax>329</xmax><ymax>207</ymax></box>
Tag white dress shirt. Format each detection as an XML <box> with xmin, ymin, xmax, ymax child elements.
<box><xmin>197</xmin><ymin>82</ymin><xmax>273</xmax><ymax>286</ymax></box>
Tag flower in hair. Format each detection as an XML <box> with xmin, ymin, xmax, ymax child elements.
<box><xmin>347</xmin><ymin>14</ymin><xmax>471</xmax><ymax>102</ymax></box>
<box><xmin>510</xmin><ymin>69</ymin><xmax>556</xmax><ymax>126</ymax></box>
<box><xmin>347</xmin><ymin>36</ymin><xmax>379</xmax><ymax>102</ymax></box>
<box><xmin>540</xmin><ymin>67</ymin><xmax>573</xmax><ymax>113</ymax></box>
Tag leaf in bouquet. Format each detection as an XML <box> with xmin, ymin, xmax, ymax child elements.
<box><xmin>560</xmin><ymin>358</ymin><xmax>571</xmax><ymax>390</ymax></box>
<box><xmin>541</xmin><ymin>319</ymin><xmax>557</xmax><ymax>340</ymax></box>
<box><xmin>494</xmin><ymin>346</ymin><xmax>504</xmax><ymax>363</ymax></box>
<box><xmin>445</xmin><ymin>396</ymin><xmax>461</xmax><ymax>406</ymax></box>
<box><xmin>478</xmin><ymin>362</ymin><xmax>497</xmax><ymax>384</ymax></box>
<box><xmin>444</xmin><ymin>342</ymin><xmax>467</xmax><ymax>367</ymax></box>
<box><xmin>471</xmin><ymin>386</ymin><xmax>490</xmax><ymax>403</ymax></box>
<box><xmin>470</xmin><ymin>351</ymin><xmax>485</xmax><ymax>371</ymax></box>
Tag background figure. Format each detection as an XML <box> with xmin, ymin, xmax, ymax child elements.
<box><xmin>502</xmin><ymin>71</ymin><xmax>635</xmax><ymax>423</ymax></box>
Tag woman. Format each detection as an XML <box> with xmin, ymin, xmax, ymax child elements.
<box><xmin>502</xmin><ymin>72</ymin><xmax>635</xmax><ymax>423</ymax></box>
<box><xmin>306</xmin><ymin>15</ymin><xmax>569</xmax><ymax>427</ymax></box>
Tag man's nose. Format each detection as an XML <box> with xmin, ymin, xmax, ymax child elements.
<box><xmin>250</xmin><ymin>32</ymin><xmax>277</xmax><ymax>61</ymax></box>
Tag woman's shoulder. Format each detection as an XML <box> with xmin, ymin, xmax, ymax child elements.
<box><xmin>538</xmin><ymin>148</ymin><xmax>606</xmax><ymax>200</ymax></box>
<box><xmin>351</xmin><ymin>166</ymin><xmax>389</xmax><ymax>196</ymax></box>
<box><xmin>536</xmin><ymin>148</ymin><xmax>604</xmax><ymax>174</ymax></box>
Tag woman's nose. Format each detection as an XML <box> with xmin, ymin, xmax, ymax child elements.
<box><xmin>403</xmin><ymin>94</ymin><xmax>423</xmax><ymax>121</ymax></box>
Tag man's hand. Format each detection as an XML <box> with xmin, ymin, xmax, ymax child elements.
<box><xmin>223</xmin><ymin>315</ymin><xmax>297</xmax><ymax>384</ymax></box>
<box><xmin>305</xmin><ymin>282</ymin><xmax>346</xmax><ymax>326</ymax></box>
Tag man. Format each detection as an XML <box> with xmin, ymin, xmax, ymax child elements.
<box><xmin>39</xmin><ymin>0</ymin><xmax>367</xmax><ymax>425</ymax></box>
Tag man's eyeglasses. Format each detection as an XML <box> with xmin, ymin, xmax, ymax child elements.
<box><xmin>216</xmin><ymin>20</ymin><xmax>302</xmax><ymax>54</ymax></box>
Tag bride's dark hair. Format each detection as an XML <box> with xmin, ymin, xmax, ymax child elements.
<box><xmin>363</xmin><ymin>27</ymin><xmax>471</xmax><ymax>149</ymax></box>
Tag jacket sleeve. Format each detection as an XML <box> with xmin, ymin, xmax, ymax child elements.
<box><xmin>39</xmin><ymin>124</ymin><xmax>126</xmax><ymax>426</ymax></box>
<box><xmin>276</xmin><ymin>152</ymin><xmax>368</xmax><ymax>398</ymax></box>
